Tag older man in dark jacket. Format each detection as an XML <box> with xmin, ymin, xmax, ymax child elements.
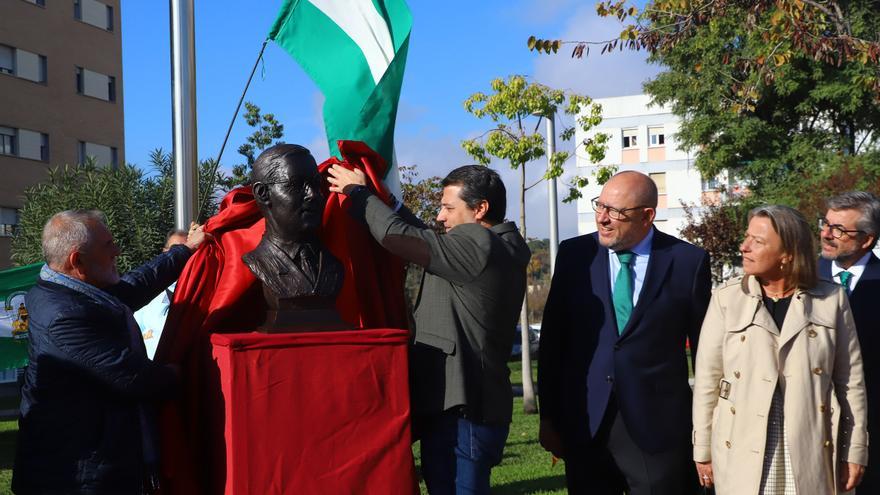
<box><xmin>13</xmin><ymin>210</ymin><xmax>206</xmax><ymax>495</ymax></box>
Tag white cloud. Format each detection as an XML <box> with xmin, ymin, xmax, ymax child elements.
<box><xmin>531</xmin><ymin>5</ymin><xmax>660</xmax><ymax>98</ymax></box>
<box><xmin>308</xmin><ymin>91</ymin><xmax>331</xmax><ymax>158</ymax></box>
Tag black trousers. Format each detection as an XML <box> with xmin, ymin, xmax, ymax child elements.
<box><xmin>564</xmin><ymin>404</ymin><xmax>699</xmax><ymax>495</ymax></box>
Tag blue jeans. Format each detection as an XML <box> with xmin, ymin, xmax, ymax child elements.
<box><xmin>419</xmin><ymin>410</ymin><xmax>509</xmax><ymax>495</ymax></box>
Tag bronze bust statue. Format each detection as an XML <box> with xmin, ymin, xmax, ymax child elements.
<box><xmin>242</xmin><ymin>144</ymin><xmax>347</xmax><ymax>332</ymax></box>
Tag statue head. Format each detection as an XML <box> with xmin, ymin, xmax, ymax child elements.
<box><xmin>251</xmin><ymin>144</ymin><xmax>324</xmax><ymax>243</ymax></box>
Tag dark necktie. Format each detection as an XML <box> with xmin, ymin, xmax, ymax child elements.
<box><xmin>839</xmin><ymin>270</ymin><xmax>853</xmax><ymax>295</ymax></box>
<box><xmin>613</xmin><ymin>251</ymin><xmax>635</xmax><ymax>334</ymax></box>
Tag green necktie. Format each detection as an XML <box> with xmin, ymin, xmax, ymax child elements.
<box><xmin>839</xmin><ymin>270</ymin><xmax>853</xmax><ymax>294</ymax></box>
<box><xmin>613</xmin><ymin>251</ymin><xmax>635</xmax><ymax>334</ymax></box>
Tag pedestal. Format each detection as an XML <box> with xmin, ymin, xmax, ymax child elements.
<box><xmin>211</xmin><ymin>329</ymin><xmax>416</xmax><ymax>494</ymax></box>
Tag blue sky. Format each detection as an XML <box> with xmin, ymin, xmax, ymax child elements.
<box><xmin>121</xmin><ymin>0</ymin><xmax>658</xmax><ymax>240</ymax></box>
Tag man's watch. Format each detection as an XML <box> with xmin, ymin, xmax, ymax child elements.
<box><xmin>347</xmin><ymin>184</ymin><xmax>368</xmax><ymax>197</ymax></box>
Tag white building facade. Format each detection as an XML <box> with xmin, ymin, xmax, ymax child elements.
<box><xmin>575</xmin><ymin>94</ymin><xmax>714</xmax><ymax>237</ymax></box>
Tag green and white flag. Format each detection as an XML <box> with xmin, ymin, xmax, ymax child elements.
<box><xmin>269</xmin><ymin>0</ymin><xmax>412</xmax><ymax>190</ymax></box>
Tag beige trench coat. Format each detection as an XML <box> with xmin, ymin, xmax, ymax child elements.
<box><xmin>693</xmin><ymin>276</ymin><xmax>868</xmax><ymax>495</ymax></box>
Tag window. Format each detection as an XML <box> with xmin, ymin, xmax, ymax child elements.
<box><xmin>76</xmin><ymin>67</ymin><xmax>115</xmax><ymax>101</ymax></box>
<box><xmin>0</xmin><ymin>127</ymin><xmax>16</xmax><ymax>156</ymax></box>
<box><xmin>75</xmin><ymin>0</ymin><xmax>114</xmax><ymax>31</ymax></box>
<box><xmin>0</xmin><ymin>208</ymin><xmax>18</xmax><ymax>238</ymax></box>
<box><xmin>649</xmin><ymin>172</ymin><xmax>667</xmax><ymax>194</ymax></box>
<box><xmin>38</xmin><ymin>55</ymin><xmax>47</xmax><ymax>83</ymax></box>
<box><xmin>0</xmin><ymin>45</ymin><xmax>13</xmax><ymax>75</ymax></box>
<box><xmin>79</xmin><ymin>141</ymin><xmax>117</xmax><ymax>167</ymax></box>
<box><xmin>701</xmin><ymin>176</ymin><xmax>722</xmax><ymax>191</ymax></box>
<box><xmin>622</xmin><ymin>128</ymin><xmax>638</xmax><ymax>149</ymax></box>
<box><xmin>40</xmin><ymin>133</ymin><xmax>49</xmax><ymax>162</ymax></box>
<box><xmin>649</xmin><ymin>127</ymin><xmax>665</xmax><ymax>146</ymax></box>
<box><xmin>106</xmin><ymin>5</ymin><xmax>114</xmax><ymax>31</ymax></box>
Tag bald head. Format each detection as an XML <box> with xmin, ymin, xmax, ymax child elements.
<box><xmin>594</xmin><ymin>171</ymin><xmax>658</xmax><ymax>250</ymax></box>
<box><xmin>605</xmin><ymin>171</ymin><xmax>658</xmax><ymax>209</ymax></box>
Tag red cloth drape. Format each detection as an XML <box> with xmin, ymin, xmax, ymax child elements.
<box><xmin>212</xmin><ymin>330</ymin><xmax>415</xmax><ymax>495</ymax></box>
<box><xmin>155</xmin><ymin>141</ymin><xmax>409</xmax><ymax>494</ymax></box>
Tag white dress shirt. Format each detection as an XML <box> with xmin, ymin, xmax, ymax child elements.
<box><xmin>133</xmin><ymin>281</ymin><xmax>175</xmax><ymax>360</ymax></box>
<box><xmin>830</xmin><ymin>251</ymin><xmax>872</xmax><ymax>292</ymax></box>
<box><xmin>608</xmin><ymin>228</ymin><xmax>654</xmax><ymax>306</ymax></box>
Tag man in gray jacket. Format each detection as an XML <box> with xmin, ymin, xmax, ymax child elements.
<box><xmin>328</xmin><ymin>164</ymin><xmax>530</xmax><ymax>494</ymax></box>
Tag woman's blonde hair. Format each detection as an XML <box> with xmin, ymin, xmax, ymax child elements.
<box><xmin>748</xmin><ymin>205</ymin><xmax>818</xmax><ymax>289</ymax></box>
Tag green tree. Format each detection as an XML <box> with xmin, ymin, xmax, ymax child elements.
<box><xmin>14</xmin><ymin>163</ymin><xmax>168</xmax><ymax>272</ymax></box>
<box><xmin>462</xmin><ymin>75</ymin><xmax>608</xmax><ymax>414</ymax></box>
<box><xmin>147</xmin><ymin>148</ymin><xmax>227</xmax><ymax>224</ymax></box>
<box><xmin>13</xmin><ymin>153</ymin><xmax>227</xmax><ymax>271</ymax></box>
<box><xmin>399</xmin><ymin>164</ymin><xmax>444</xmax><ymax>308</ymax></box>
<box><xmin>530</xmin><ymin>2</ymin><xmax>880</xmax><ymax>198</ymax></box>
<box><xmin>532</xmin><ymin>1</ymin><xmax>880</xmax><ymax>96</ymax></box>
<box><xmin>221</xmin><ymin>102</ymin><xmax>285</xmax><ymax>189</ymax></box>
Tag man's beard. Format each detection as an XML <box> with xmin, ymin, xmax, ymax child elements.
<box><xmin>821</xmin><ymin>238</ymin><xmax>861</xmax><ymax>263</ymax></box>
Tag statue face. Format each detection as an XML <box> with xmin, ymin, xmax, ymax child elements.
<box><xmin>257</xmin><ymin>154</ymin><xmax>324</xmax><ymax>241</ymax></box>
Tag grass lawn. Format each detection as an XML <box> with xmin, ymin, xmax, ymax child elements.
<box><xmin>0</xmin><ymin>419</ymin><xmax>15</xmax><ymax>494</ymax></box>
<box><xmin>411</xmin><ymin>360</ymin><xmax>563</xmax><ymax>494</ymax></box>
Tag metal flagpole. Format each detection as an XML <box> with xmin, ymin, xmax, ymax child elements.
<box><xmin>546</xmin><ymin>112</ymin><xmax>559</xmax><ymax>275</ymax></box>
<box><xmin>170</xmin><ymin>0</ymin><xmax>199</xmax><ymax>230</ymax></box>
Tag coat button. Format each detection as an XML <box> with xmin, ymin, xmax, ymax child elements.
<box><xmin>730</xmin><ymin>406</ymin><xmax>736</xmax><ymax>414</ymax></box>
<box><xmin>606</xmin><ymin>376</ymin><xmax>614</xmax><ymax>383</ymax></box>
<box><xmin>808</xmin><ymin>329</ymin><xmax>817</xmax><ymax>338</ymax></box>
<box><xmin>741</xmin><ymin>335</ymin><xmax>746</xmax><ymax>342</ymax></box>
<box><xmin>824</xmin><ymin>440</ymin><xmax>832</xmax><ymax>448</ymax></box>
<box><xmin>813</xmin><ymin>367</ymin><xmax>823</xmax><ymax>375</ymax></box>
<box><xmin>725</xmin><ymin>441</ymin><xmax>732</xmax><ymax>448</ymax></box>
<box><xmin>734</xmin><ymin>371</ymin><xmax>741</xmax><ymax>379</ymax></box>
<box><xmin>819</xmin><ymin>404</ymin><xmax>826</xmax><ymax>413</ymax></box>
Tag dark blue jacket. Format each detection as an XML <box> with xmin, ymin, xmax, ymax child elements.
<box><xmin>538</xmin><ymin>229</ymin><xmax>711</xmax><ymax>454</ymax></box>
<box><xmin>13</xmin><ymin>246</ymin><xmax>190</xmax><ymax>495</ymax></box>
<box><xmin>819</xmin><ymin>254</ymin><xmax>880</xmax><ymax>492</ymax></box>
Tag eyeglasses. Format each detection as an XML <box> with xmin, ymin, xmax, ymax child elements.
<box><xmin>818</xmin><ymin>217</ymin><xmax>865</xmax><ymax>239</ymax></box>
<box><xmin>256</xmin><ymin>174</ymin><xmax>322</xmax><ymax>191</ymax></box>
<box><xmin>591</xmin><ymin>197</ymin><xmax>649</xmax><ymax>220</ymax></box>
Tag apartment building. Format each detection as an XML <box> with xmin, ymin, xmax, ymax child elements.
<box><xmin>575</xmin><ymin>94</ymin><xmax>727</xmax><ymax>237</ymax></box>
<box><xmin>0</xmin><ymin>0</ymin><xmax>124</xmax><ymax>268</ymax></box>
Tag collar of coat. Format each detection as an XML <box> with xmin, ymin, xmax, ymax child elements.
<box><xmin>738</xmin><ymin>274</ymin><xmax>826</xmax><ymax>299</ymax></box>
<box><xmin>731</xmin><ymin>275</ymin><xmax>840</xmax><ymax>344</ymax></box>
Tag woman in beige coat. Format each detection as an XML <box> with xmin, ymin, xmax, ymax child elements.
<box><xmin>693</xmin><ymin>205</ymin><xmax>868</xmax><ymax>494</ymax></box>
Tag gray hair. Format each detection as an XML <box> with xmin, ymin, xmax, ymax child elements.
<box><xmin>41</xmin><ymin>210</ymin><xmax>107</xmax><ymax>268</ymax></box>
<box><xmin>826</xmin><ymin>191</ymin><xmax>880</xmax><ymax>245</ymax></box>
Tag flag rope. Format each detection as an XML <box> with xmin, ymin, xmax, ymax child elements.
<box><xmin>198</xmin><ymin>39</ymin><xmax>270</xmax><ymax>220</ymax></box>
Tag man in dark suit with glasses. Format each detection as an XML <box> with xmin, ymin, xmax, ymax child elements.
<box><xmin>539</xmin><ymin>170</ymin><xmax>711</xmax><ymax>494</ymax></box>
<box><xmin>818</xmin><ymin>191</ymin><xmax>880</xmax><ymax>494</ymax></box>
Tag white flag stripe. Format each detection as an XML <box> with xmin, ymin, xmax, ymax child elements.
<box><xmin>309</xmin><ymin>0</ymin><xmax>395</xmax><ymax>84</ymax></box>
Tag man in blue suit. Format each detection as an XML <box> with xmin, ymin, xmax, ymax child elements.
<box><xmin>818</xmin><ymin>191</ymin><xmax>880</xmax><ymax>494</ymax></box>
<box><xmin>538</xmin><ymin>171</ymin><xmax>711</xmax><ymax>494</ymax></box>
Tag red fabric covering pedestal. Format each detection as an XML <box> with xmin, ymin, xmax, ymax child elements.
<box><xmin>211</xmin><ymin>329</ymin><xmax>416</xmax><ymax>495</ymax></box>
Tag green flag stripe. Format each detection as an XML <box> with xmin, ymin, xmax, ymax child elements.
<box><xmin>269</xmin><ymin>0</ymin><xmax>411</xmax><ymax>178</ymax></box>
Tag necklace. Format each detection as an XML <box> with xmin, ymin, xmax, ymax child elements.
<box><xmin>764</xmin><ymin>286</ymin><xmax>795</xmax><ymax>302</ymax></box>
